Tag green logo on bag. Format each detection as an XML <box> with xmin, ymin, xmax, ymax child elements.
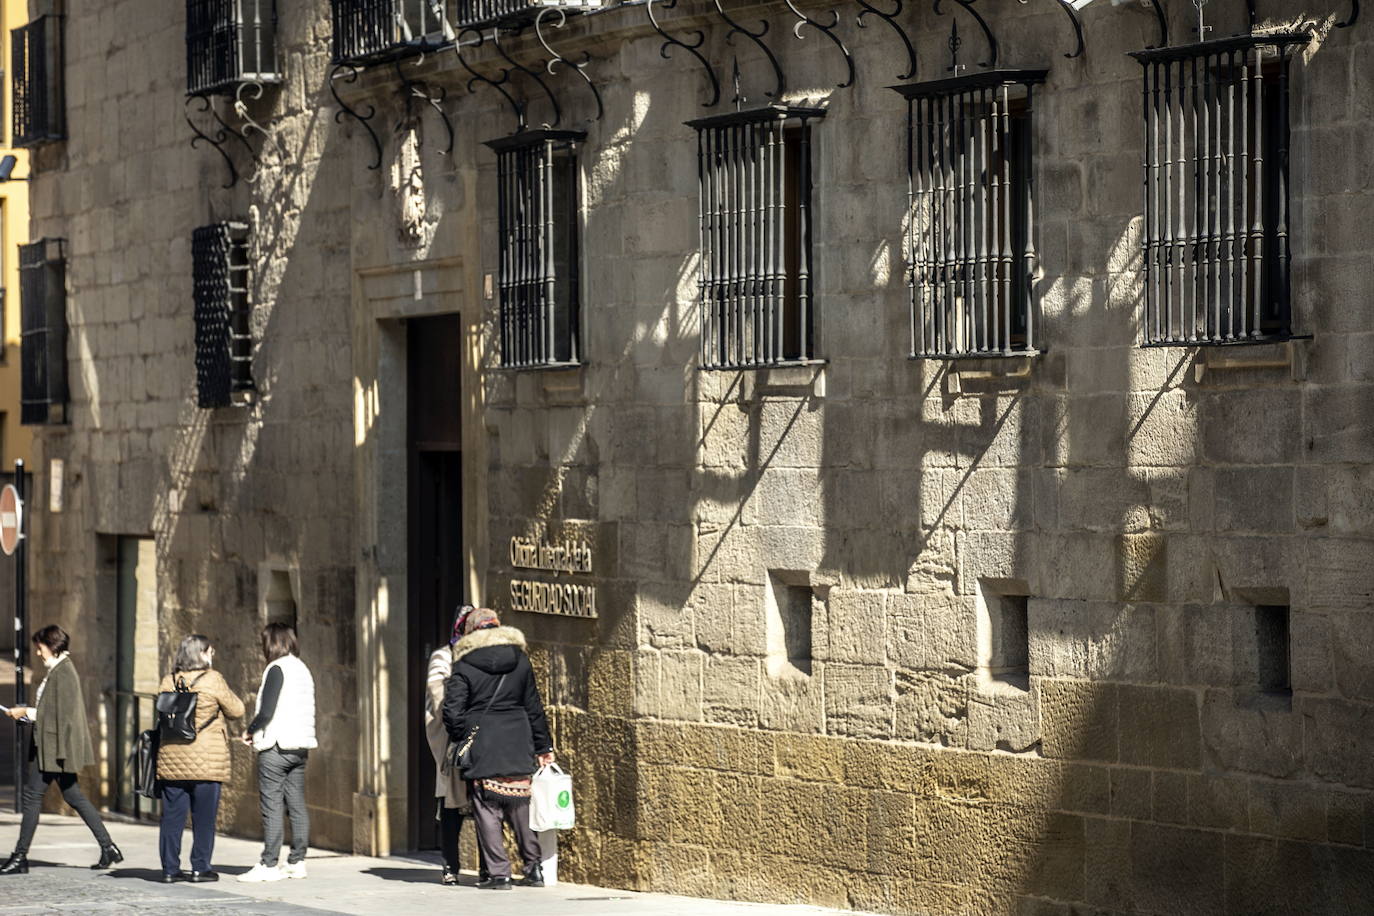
<box><xmin>557</xmin><ymin>790</ymin><xmax>571</xmax><ymax>809</ymax></box>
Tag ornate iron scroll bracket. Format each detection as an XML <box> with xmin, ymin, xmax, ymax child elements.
<box><xmin>713</xmin><ymin>0</ymin><xmax>785</xmax><ymax>100</ymax></box>
<box><xmin>1337</xmin><ymin>0</ymin><xmax>1359</xmax><ymax>27</ymax></box>
<box><xmin>933</xmin><ymin>0</ymin><xmax>997</xmax><ymax>68</ymax></box>
<box><xmin>536</xmin><ymin>8</ymin><xmax>605</xmax><ymax>121</ymax></box>
<box><xmin>1145</xmin><ymin>0</ymin><xmax>1168</xmax><ymax>47</ymax></box>
<box><xmin>330</xmin><ymin>65</ymin><xmax>383</xmax><ymax>171</ymax></box>
<box><xmin>855</xmin><ymin>0</ymin><xmax>916</xmax><ymax>80</ymax></box>
<box><xmin>645</xmin><ymin>0</ymin><xmax>721</xmax><ymax>107</ymax></box>
<box><xmin>186</xmin><ymin>94</ymin><xmax>253</xmax><ymax>189</ymax></box>
<box><xmin>781</xmin><ymin>0</ymin><xmax>855</xmax><ymax>88</ymax></box>
<box><xmin>1014</xmin><ymin>0</ymin><xmax>1084</xmax><ymax>58</ymax></box>
<box><xmin>454</xmin><ymin>29</ymin><xmax>526</xmax><ymax>129</ymax></box>
<box><xmin>395</xmin><ymin>56</ymin><xmax>456</xmax><ymax>156</ymax></box>
<box><xmin>233</xmin><ymin>82</ymin><xmax>284</xmax><ymax>159</ymax></box>
<box><xmin>491</xmin><ymin>27</ymin><xmax>561</xmax><ymax>127</ymax></box>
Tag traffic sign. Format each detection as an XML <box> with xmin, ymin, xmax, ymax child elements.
<box><xmin>0</xmin><ymin>484</ymin><xmax>21</xmax><ymax>557</ymax></box>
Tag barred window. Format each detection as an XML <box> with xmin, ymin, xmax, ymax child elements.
<box><xmin>186</xmin><ymin>0</ymin><xmax>281</xmax><ymax>96</ymax></box>
<box><xmin>12</xmin><ymin>16</ymin><xmax>64</xmax><ymax>147</ymax></box>
<box><xmin>192</xmin><ymin>222</ymin><xmax>254</xmax><ymax>408</ymax></box>
<box><xmin>485</xmin><ymin>130</ymin><xmax>583</xmax><ymax>369</ymax></box>
<box><xmin>19</xmin><ymin>239</ymin><xmax>66</xmax><ymax>426</ymax></box>
<box><xmin>330</xmin><ymin>0</ymin><xmax>448</xmax><ymax>64</ymax></box>
<box><xmin>895</xmin><ymin>71</ymin><xmax>1045</xmax><ymax>359</ymax></box>
<box><xmin>456</xmin><ymin>0</ymin><xmax>600</xmax><ymax>29</ymax></box>
<box><xmin>688</xmin><ymin>106</ymin><xmax>823</xmax><ymax>371</ymax></box>
<box><xmin>1132</xmin><ymin>33</ymin><xmax>1306</xmax><ymax>346</ymax></box>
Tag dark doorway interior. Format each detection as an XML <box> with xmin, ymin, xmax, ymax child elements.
<box><xmin>406</xmin><ymin>315</ymin><xmax>463</xmax><ymax>851</ymax></box>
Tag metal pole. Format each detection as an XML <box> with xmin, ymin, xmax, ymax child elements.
<box><xmin>13</xmin><ymin>459</ymin><xmax>26</xmax><ymax>815</ymax></box>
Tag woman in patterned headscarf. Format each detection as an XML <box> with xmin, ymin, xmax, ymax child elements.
<box><xmin>425</xmin><ymin>605</ymin><xmax>483</xmax><ymax>885</ymax></box>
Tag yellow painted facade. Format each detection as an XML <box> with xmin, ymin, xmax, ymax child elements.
<box><xmin>0</xmin><ymin>0</ymin><xmax>31</xmax><ymax>467</ymax></box>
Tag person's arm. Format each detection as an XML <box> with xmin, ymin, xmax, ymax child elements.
<box><xmin>245</xmin><ymin>667</ymin><xmax>283</xmax><ymax>735</ymax></box>
<box><xmin>520</xmin><ymin>661</ymin><xmax>553</xmax><ymax>762</ymax></box>
<box><xmin>426</xmin><ymin>650</ymin><xmax>450</xmax><ymax>719</ymax></box>
<box><xmin>442</xmin><ymin>668</ymin><xmax>471</xmax><ymax>742</ymax></box>
<box><xmin>214</xmin><ymin>673</ymin><xmax>246</xmax><ymax>720</ymax></box>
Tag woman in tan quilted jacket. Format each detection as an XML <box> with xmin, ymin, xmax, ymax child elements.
<box><xmin>155</xmin><ymin>635</ymin><xmax>244</xmax><ymax>883</ymax></box>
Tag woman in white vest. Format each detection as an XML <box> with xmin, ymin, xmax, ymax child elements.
<box><xmin>237</xmin><ymin>623</ymin><xmax>317</xmax><ymax>883</ymax></box>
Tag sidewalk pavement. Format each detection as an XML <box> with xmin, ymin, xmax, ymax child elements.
<box><xmin>0</xmin><ymin>811</ymin><xmax>873</xmax><ymax>916</ymax></box>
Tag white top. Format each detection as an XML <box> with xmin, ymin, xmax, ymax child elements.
<box><xmin>251</xmin><ymin>654</ymin><xmax>317</xmax><ymax>751</ymax></box>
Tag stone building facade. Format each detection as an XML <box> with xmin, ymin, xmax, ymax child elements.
<box><xmin>17</xmin><ymin>0</ymin><xmax>1374</xmax><ymax>912</ymax></box>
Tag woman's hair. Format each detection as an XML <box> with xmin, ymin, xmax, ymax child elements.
<box><xmin>173</xmin><ymin>634</ymin><xmax>213</xmax><ymax>673</ymax></box>
<box><xmin>32</xmin><ymin>624</ymin><xmax>69</xmax><ymax>655</ymax></box>
<box><xmin>261</xmin><ymin>622</ymin><xmax>298</xmax><ymax>662</ymax></box>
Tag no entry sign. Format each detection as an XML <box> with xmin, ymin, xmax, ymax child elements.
<box><xmin>0</xmin><ymin>484</ymin><xmax>21</xmax><ymax>556</ymax></box>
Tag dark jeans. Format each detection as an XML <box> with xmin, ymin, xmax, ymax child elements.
<box><xmin>14</xmin><ymin>740</ymin><xmax>112</xmax><ymax>856</ymax></box>
<box><xmin>257</xmin><ymin>747</ymin><xmax>309</xmax><ymax>866</ymax></box>
<box><xmin>470</xmin><ymin>784</ymin><xmax>541</xmax><ymax>880</ymax></box>
<box><xmin>159</xmin><ymin>780</ymin><xmax>221</xmax><ymax>876</ymax></box>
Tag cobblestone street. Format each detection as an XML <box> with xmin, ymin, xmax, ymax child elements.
<box><xmin>0</xmin><ymin>812</ymin><xmax>864</xmax><ymax>915</ymax></box>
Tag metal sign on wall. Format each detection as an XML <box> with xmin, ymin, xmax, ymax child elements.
<box><xmin>509</xmin><ymin>530</ymin><xmax>597</xmax><ymax>618</ymax></box>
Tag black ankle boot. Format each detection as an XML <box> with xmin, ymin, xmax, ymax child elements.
<box><xmin>477</xmin><ymin>875</ymin><xmax>512</xmax><ymax>890</ymax></box>
<box><xmin>517</xmin><ymin>864</ymin><xmax>544</xmax><ymax>888</ymax></box>
<box><xmin>0</xmin><ymin>853</ymin><xmax>28</xmax><ymax>875</ymax></box>
<box><xmin>441</xmin><ymin>864</ymin><xmax>458</xmax><ymax>886</ymax></box>
<box><xmin>91</xmin><ymin>844</ymin><xmax>123</xmax><ymax>870</ymax></box>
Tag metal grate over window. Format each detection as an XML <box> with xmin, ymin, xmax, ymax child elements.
<box><xmin>895</xmin><ymin>71</ymin><xmax>1045</xmax><ymax>359</ymax></box>
<box><xmin>186</xmin><ymin>0</ymin><xmax>281</xmax><ymax>96</ymax></box>
<box><xmin>688</xmin><ymin>106</ymin><xmax>823</xmax><ymax>371</ymax></box>
<box><xmin>12</xmin><ymin>16</ymin><xmax>64</xmax><ymax>147</ymax></box>
<box><xmin>486</xmin><ymin>130</ymin><xmax>584</xmax><ymax>369</ymax></box>
<box><xmin>18</xmin><ymin>239</ymin><xmax>67</xmax><ymax>426</ymax></box>
<box><xmin>330</xmin><ymin>0</ymin><xmax>450</xmax><ymax>63</ymax></box>
<box><xmin>192</xmin><ymin>222</ymin><xmax>254</xmax><ymax>408</ymax></box>
<box><xmin>1131</xmin><ymin>33</ymin><xmax>1306</xmax><ymax>347</ymax></box>
<box><xmin>456</xmin><ymin>0</ymin><xmax>600</xmax><ymax>29</ymax></box>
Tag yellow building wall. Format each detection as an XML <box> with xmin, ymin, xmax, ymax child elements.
<box><xmin>0</xmin><ymin>0</ymin><xmax>31</xmax><ymax>468</ymax></box>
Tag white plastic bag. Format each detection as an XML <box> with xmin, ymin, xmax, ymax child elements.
<box><xmin>529</xmin><ymin>763</ymin><xmax>575</xmax><ymax>831</ymax></box>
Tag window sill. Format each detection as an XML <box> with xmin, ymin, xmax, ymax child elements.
<box><xmin>1191</xmin><ymin>337</ymin><xmax>1309</xmax><ymax>383</ymax></box>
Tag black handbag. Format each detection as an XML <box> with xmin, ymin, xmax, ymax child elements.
<box><xmin>444</xmin><ymin>674</ymin><xmax>505</xmax><ymax>777</ymax></box>
<box><xmin>155</xmin><ymin>672</ymin><xmax>218</xmax><ymax>741</ymax></box>
<box><xmin>129</xmin><ymin>728</ymin><xmax>159</xmax><ymax>799</ymax></box>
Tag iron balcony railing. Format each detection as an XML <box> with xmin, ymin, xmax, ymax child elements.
<box><xmin>192</xmin><ymin>222</ymin><xmax>255</xmax><ymax>407</ymax></box>
<box><xmin>688</xmin><ymin>106</ymin><xmax>824</xmax><ymax>371</ymax></box>
<box><xmin>1131</xmin><ymin>32</ymin><xmax>1307</xmax><ymax>347</ymax></box>
<box><xmin>186</xmin><ymin>0</ymin><xmax>282</xmax><ymax>95</ymax></box>
<box><xmin>330</xmin><ymin>0</ymin><xmax>601</xmax><ymax>63</ymax></box>
<box><xmin>18</xmin><ymin>238</ymin><xmax>67</xmax><ymax>426</ymax></box>
<box><xmin>12</xmin><ymin>16</ymin><xmax>64</xmax><ymax>147</ymax></box>
<box><xmin>896</xmin><ymin>70</ymin><xmax>1046</xmax><ymax>359</ymax></box>
<box><xmin>487</xmin><ymin>130</ymin><xmax>584</xmax><ymax>369</ymax></box>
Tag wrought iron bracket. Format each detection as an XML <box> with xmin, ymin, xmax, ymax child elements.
<box><xmin>535</xmin><ymin>8</ymin><xmax>605</xmax><ymax>121</ymax></box>
<box><xmin>490</xmin><ymin>26</ymin><xmax>561</xmax><ymax>127</ymax></box>
<box><xmin>330</xmin><ymin>64</ymin><xmax>383</xmax><ymax>171</ymax></box>
<box><xmin>233</xmin><ymin>82</ymin><xmax>283</xmax><ymax>159</ymax></box>
<box><xmin>395</xmin><ymin>56</ymin><xmax>456</xmax><ymax>156</ymax></box>
<box><xmin>645</xmin><ymin>0</ymin><xmax>722</xmax><ymax>107</ymax></box>
<box><xmin>933</xmin><ymin>0</ymin><xmax>997</xmax><ymax>69</ymax></box>
<box><xmin>1146</xmin><ymin>0</ymin><xmax>1168</xmax><ymax>48</ymax></box>
<box><xmin>186</xmin><ymin>93</ymin><xmax>258</xmax><ymax>189</ymax></box>
<box><xmin>1337</xmin><ymin>0</ymin><xmax>1360</xmax><ymax>27</ymax></box>
<box><xmin>781</xmin><ymin>0</ymin><xmax>854</xmax><ymax>87</ymax></box>
<box><xmin>856</xmin><ymin>0</ymin><xmax>916</xmax><ymax>80</ymax></box>
<box><xmin>453</xmin><ymin>29</ymin><xmax>526</xmax><ymax>129</ymax></box>
<box><xmin>713</xmin><ymin>0</ymin><xmax>785</xmax><ymax>100</ymax></box>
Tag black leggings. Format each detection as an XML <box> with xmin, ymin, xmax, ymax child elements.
<box><xmin>15</xmin><ymin>741</ymin><xmax>112</xmax><ymax>856</ymax></box>
<box><xmin>439</xmin><ymin>805</ymin><xmax>487</xmax><ymax>875</ymax></box>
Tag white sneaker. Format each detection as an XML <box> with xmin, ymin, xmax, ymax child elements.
<box><xmin>280</xmin><ymin>861</ymin><xmax>308</xmax><ymax>880</ymax></box>
<box><xmin>237</xmin><ymin>864</ymin><xmax>286</xmax><ymax>883</ymax></box>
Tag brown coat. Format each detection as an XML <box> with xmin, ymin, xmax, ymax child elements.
<box><xmin>155</xmin><ymin>668</ymin><xmax>245</xmax><ymax>783</ymax></box>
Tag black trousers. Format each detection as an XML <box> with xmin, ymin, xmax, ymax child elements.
<box><xmin>438</xmin><ymin>805</ymin><xmax>487</xmax><ymax>875</ymax></box>
<box><xmin>14</xmin><ymin>740</ymin><xmax>112</xmax><ymax>856</ymax></box>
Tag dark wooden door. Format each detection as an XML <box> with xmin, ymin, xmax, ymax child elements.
<box><xmin>406</xmin><ymin>315</ymin><xmax>463</xmax><ymax>850</ymax></box>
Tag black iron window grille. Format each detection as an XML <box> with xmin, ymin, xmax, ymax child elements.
<box><xmin>689</xmin><ymin>106</ymin><xmax>824</xmax><ymax>371</ymax></box>
<box><xmin>895</xmin><ymin>71</ymin><xmax>1046</xmax><ymax>359</ymax></box>
<box><xmin>18</xmin><ymin>239</ymin><xmax>66</xmax><ymax>426</ymax></box>
<box><xmin>486</xmin><ymin>130</ymin><xmax>584</xmax><ymax>369</ymax></box>
<box><xmin>1132</xmin><ymin>33</ymin><xmax>1307</xmax><ymax>347</ymax></box>
<box><xmin>186</xmin><ymin>0</ymin><xmax>281</xmax><ymax>95</ymax></box>
<box><xmin>12</xmin><ymin>16</ymin><xmax>64</xmax><ymax>147</ymax></box>
<box><xmin>456</xmin><ymin>0</ymin><xmax>599</xmax><ymax>29</ymax></box>
<box><xmin>192</xmin><ymin>222</ymin><xmax>254</xmax><ymax>407</ymax></box>
<box><xmin>330</xmin><ymin>0</ymin><xmax>453</xmax><ymax>64</ymax></box>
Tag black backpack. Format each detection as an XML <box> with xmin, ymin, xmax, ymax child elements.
<box><xmin>129</xmin><ymin>729</ymin><xmax>159</xmax><ymax>799</ymax></box>
<box><xmin>155</xmin><ymin>671</ymin><xmax>218</xmax><ymax>741</ymax></box>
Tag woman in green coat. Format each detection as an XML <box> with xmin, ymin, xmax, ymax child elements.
<box><xmin>0</xmin><ymin>625</ymin><xmax>121</xmax><ymax>874</ymax></box>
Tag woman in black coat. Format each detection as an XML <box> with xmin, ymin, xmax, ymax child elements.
<box><xmin>443</xmin><ymin>609</ymin><xmax>553</xmax><ymax>890</ymax></box>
